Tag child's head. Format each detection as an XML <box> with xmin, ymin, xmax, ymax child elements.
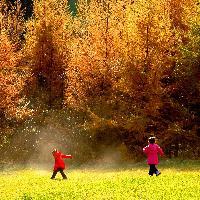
<box><xmin>52</xmin><ymin>149</ymin><xmax>58</xmax><ymax>154</ymax></box>
<box><xmin>148</xmin><ymin>136</ymin><xmax>156</xmax><ymax>144</ymax></box>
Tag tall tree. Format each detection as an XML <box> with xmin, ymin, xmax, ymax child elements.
<box><xmin>24</xmin><ymin>0</ymin><xmax>72</xmax><ymax>109</ymax></box>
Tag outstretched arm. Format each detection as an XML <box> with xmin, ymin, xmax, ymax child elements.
<box><xmin>143</xmin><ymin>146</ymin><xmax>149</xmax><ymax>154</ymax></box>
<box><xmin>62</xmin><ymin>154</ymin><xmax>72</xmax><ymax>159</ymax></box>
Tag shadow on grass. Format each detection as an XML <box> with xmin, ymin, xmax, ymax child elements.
<box><xmin>50</xmin><ymin>178</ymin><xmax>67</xmax><ymax>181</ymax></box>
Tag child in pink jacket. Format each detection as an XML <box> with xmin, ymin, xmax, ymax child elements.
<box><xmin>51</xmin><ymin>149</ymin><xmax>72</xmax><ymax>180</ymax></box>
<box><xmin>143</xmin><ymin>137</ymin><xmax>164</xmax><ymax>176</ymax></box>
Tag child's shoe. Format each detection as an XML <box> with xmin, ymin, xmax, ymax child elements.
<box><xmin>156</xmin><ymin>171</ymin><xmax>161</xmax><ymax>176</ymax></box>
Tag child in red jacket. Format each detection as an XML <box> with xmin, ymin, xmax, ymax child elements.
<box><xmin>143</xmin><ymin>137</ymin><xmax>164</xmax><ymax>176</ymax></box>
<box><xmin>51</xmin><ymin>149</ymin><xmax>72</xmax><ymax>179</ymax></box>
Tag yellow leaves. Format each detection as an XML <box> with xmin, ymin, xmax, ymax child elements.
<box><xmin>1</xmin><ymin>0</ymin><xmax>198</xmax><ymax>120</ymax></box>
<box><xmin>68</xmin><ymin>1</ymin><xmax>180</xmax><ymax>108</ymax></box>
<box><xmin>0</xmin><ymin>31</ymin><xmax>25</xmax><ymax>116</ymax></box>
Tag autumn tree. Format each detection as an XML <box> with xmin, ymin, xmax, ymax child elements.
<box><xmin>1</xmin><ymin>0</ymin><xmax>199</xmax><ymax>162</ymax></box>
<box><xmin>0</xmin><ymin>0</ymin><xmax>29</xmax><ymax>121</ymax></box>
<box><xmin>65</xmin><ymin>0</ymin><xmax>200</xmax><ymax>158</ymax></box>
<box><xmin>24</xmin><ymin>0</ymin><xmax>72</xmax><ymax>109</ymax></box>
<box><xmin>0</xmin><ymin>0</ymin><xmax>25</xmax><ymax>49</ymax></box>
<box><xmin>161</xmin><ymin>0</ymin><xmax>200</xmax><ymax>156</ymax></box>
<box><xmin>0</xmin><ymin>12</ymin><xmax>28</xmax><ymax>153</ymax></box>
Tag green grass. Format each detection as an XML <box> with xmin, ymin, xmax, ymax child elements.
<box><xmin>0</xmin><ymin>160</ymin><xmax>200</xmax><ymax>200</ymax></box>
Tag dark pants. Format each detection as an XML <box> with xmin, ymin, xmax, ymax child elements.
<box><xmin>149</xmin><ymin>164</ymin><xmax>159</xmax><ymax>176</ymax></box>
<box><xmin>51</xmin><ymin>168</ymin><xmax>67</xmax><ymax>179</ymax></box>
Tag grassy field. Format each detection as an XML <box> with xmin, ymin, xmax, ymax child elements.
<box><xmin>0</xmin><ymin>160</ymin><xmax>200</xmax><ymax>200</ymax></box>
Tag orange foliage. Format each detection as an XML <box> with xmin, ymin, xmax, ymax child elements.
<box><xmin>0</xmin><ymin>0</ymin><xmax>25</xmax><ymax>48</ymax></box>
<box><xmin>24</xmin><ymin>0</ymin><xmax>72</xmax><ymax>108</ymax></box>
<box><xmin>1</xmin><ymin>0</ymin><xmax>197</xmax><ymax>122</ymax></box>
<box><xmin>0</xmin><ymin>0</ymin><xmax>199</xmax><ymax>160</ymax></box>
<box><xmin>65</xmin><ymin>0</ymin><xmax>197</xmax><ymax>133</ymax></box>
<box><xmin>0</xmin><ymin>30</ymin><xmax>23</xmax><ymax>116</ymax></box>
<box><xmin>0</xmin><ymin>1</ymin><xmax>29</xmax><ymax>120</ymax></box>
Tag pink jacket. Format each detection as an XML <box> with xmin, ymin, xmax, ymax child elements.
<box><xmin>53</xmin><ymin>151</ymin><xmax>72</xmax><ymax>171</ymax></box>
<box><xmin>143</xmin><ymin>144</ymin><xmax>164</xmax><ymax>165</ymax></box>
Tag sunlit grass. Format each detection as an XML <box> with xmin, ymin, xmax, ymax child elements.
<box><xmin>0</xmin><ymin>160</ymin><xmax>199</xmax><ymax>200</ymax></box>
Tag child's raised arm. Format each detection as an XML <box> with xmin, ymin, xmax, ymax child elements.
<box><xmin>61</xmin><ymin>154</ymin><xmax>73</xmax><ymax>159</ymax></box>
<box><xmin>143</xmin><ymin>146</ymin><xmax>149</xmax><ymax>154</ymax></box>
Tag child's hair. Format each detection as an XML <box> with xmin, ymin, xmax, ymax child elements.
<box><xmin>148</xmin><ymin>136</ymin><xmax>156</xmax><ymax>144</ymax></box>
<box><xmin>52</xmin><ymin>149</ymin><xmax>57</xmax><ymax>154</ymax></box>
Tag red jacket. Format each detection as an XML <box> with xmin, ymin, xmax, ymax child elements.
<box><xmin>143</xmin><ymin>144</ymin><xmax>164</xmax><ymax>165</ymax></box>
<box><xmin>53</xmin><ymin>151</ymin><xmax>72</xmax><ymax>171</ymax></box>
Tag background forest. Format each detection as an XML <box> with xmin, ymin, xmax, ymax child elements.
<box><xmin>0</xmin><ymin>0</ymin><xmax>200</xmax><ymax>165</ymax></box>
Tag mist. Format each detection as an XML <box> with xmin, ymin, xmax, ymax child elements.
<box><xmin>0</xmin><ymin>108</ymin><xmax>138</xmax><ymax>171</ymax></box>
